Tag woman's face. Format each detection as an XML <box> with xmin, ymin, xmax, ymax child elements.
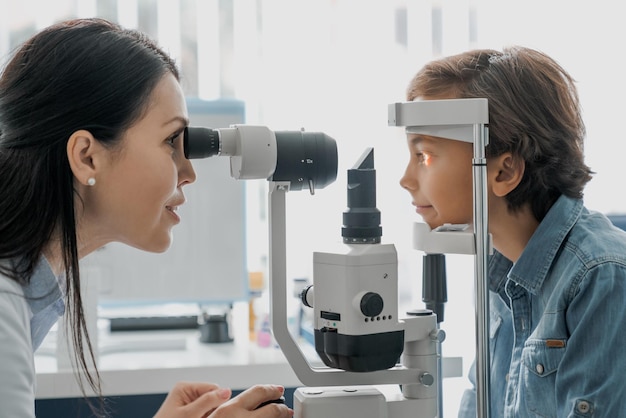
<box><xmin>81</xmin><ymin>73</ymin><xmax>196</xmax><ymax>253</ymax></box>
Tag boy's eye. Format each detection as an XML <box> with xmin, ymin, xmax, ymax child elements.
<box><xmin>416</xmin><ymin>152</ymin><xmax>432</xmax><ymax>166</ymax></box>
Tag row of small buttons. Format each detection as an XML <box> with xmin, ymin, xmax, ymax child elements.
<box><xmin>364</xmin><ymin>315</ymin><xmax>393</xmax><ymax>323</ymax></box>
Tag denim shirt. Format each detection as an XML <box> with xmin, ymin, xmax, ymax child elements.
<box><xmin>458</xmin><ymin>195</ymin><xmax>626</xmax><ymax>417</ymax></box>
<box><xmin>22</xmin><ymin>257</ymin><xmax>65</xmax><ymax>351</ymax></box>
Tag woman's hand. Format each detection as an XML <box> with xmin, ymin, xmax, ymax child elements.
<box><xmin>209</xmin><ymin>384</ymin><xmax>293</xmax><ymax>418</ymax></box>
<box><xmin>153</xmin><ymin>382</ymin><xmax>293</xmax><ymax>418</ymax></box>
<box><xmin>153</xmin><ymin>382</ymin><xmax>230</xmax><ymax>418</ymax></box>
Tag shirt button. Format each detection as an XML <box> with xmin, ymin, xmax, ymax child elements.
<box><xmin>535</xmin><ymin>364</ymin><xmax>544</xmax><ymax>375</ymax></box>
<box><xmin>577</xmin><ymin>400</ymin><xmax>591</xmax><ymax>413</ymax></box>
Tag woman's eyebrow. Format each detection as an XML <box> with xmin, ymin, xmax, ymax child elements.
<box><xmin>162</xmin><ymin>115</ymin><xmax>189</xmax><ymax>128</ymax></box>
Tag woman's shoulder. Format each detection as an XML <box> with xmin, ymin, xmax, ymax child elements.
<box><xmin>0</xmin><ymin>266</ymin><xmax>37</xmax><ymax>417</ymax></box>
<box><xmin>0</xmin><ymin>268</ymin><xmax>29</xmax><ymax>320</ymax></box>
<box><xmin>0</xmin><ymin>268</ymin><xmax>25</xmax><ymax>293</ymax></box>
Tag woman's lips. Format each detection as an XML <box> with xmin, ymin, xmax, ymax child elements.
<box><xmin>165</xmin><ymin>205</ymin><xmax>181</xmax><ymax>223</ymax></box>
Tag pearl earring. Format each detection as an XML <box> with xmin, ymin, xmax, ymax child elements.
<box><xmin>87</xmin><ymin>177</ymin><xmax>96</xmax><ymax>186</ymax></box>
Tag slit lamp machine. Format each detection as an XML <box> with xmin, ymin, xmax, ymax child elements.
<box><xmin>183</xmin><ymin>98</ymin><xmax>491</xmax><ymax>418</ymax></box>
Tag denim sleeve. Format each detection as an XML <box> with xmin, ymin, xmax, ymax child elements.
<box><xmin>555</xmin><ymin>262</ymin><xmax>626</xmax><ymax>417</ymax></box>
<box><xmin>458</xmin><ymin>291</ymin><xmax>513</xmax><ymax>418</ymax></box>
<box><xmin>458</xmin><ymin>362</ymin><xmax>476</xmax><ymax>418</ymax></box>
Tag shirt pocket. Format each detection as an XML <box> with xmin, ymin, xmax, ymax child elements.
<box><xmin>520</xmin><ymin>338</ymin><xmax>566</xmax><ymax>417</ymax></box>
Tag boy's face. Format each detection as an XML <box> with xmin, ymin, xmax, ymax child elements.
<box><xmin>400</xmin><ymin>133</ymin><xmax>474</xmax><ymax>229</ymax></box>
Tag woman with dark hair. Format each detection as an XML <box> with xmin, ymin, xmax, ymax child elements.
<box><xmin>400</xmin><ymin>46</ymin><xmax>626</xmax><ymax>416</ymax></box>
<box><xmin>0</xmin><ymin>18</ymin><xmax>291</xmax><ymax>418</ymax></box>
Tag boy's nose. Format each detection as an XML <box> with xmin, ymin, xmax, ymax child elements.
<box><xmin>399</xmin><ymin>165</ymin><xmax>417</xmax><ymax>192</ymax></box>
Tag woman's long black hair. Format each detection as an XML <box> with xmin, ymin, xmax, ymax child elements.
<box><xmin>0</xmin><ymin>18</ymin><xmax>179</xmax><ymax>415</ymax></box>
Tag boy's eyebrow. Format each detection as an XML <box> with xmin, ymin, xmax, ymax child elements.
<box><xmin>408</xmin><ymin>134</ymin><xmax>434</xmax><ymax>146</ymax></box>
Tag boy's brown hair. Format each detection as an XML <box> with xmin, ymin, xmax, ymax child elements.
<box><xmin>407</xmin><ymin>46</ymin><xmax>593</xmax><ymax>221</ymax></box>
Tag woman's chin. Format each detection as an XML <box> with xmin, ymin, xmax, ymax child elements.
<box><xmin>126</xmin><ymin>234</ymin><xmax>173</xmax><ymax>254</ymax></box>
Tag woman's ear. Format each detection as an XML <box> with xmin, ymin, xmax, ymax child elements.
<box><xmin>489</xmin><ymin>152</ymin><xmax>525</xmax><ymax>198</ymax></box>
<box><xmin>66</xmin><ymin>130</ymin><xmax>101</xmax><ymax>186</ymax></box>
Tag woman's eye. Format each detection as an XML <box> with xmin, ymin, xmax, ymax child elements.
<box><xmin>167</xmin><ymin>131</ymin><xmax>183</xmax><ymax>147</ymax></box>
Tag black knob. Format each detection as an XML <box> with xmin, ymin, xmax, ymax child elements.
<box><xmin>360</xmin><ymin>292</ymin><xmax>384</xmax><ymax>317</ymax></box>
<box><xmin>300</xmin><ymin>285</ymin><xmax>314</xmax><ymax>308</ymax></box>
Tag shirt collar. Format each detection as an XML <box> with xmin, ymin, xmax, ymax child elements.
<box><xmin>21</xmin><ymin>256</ymin><xmax>64</xmax><ymax>315</ymax></box>
<box><xmin>488</xmin><ymin>250</ymin><xmax>513</xmax><ymax>295</ymax></box>
<box><xmin>507</xmin><ymin>195</ymin><xmax>583</xmax><ymax>294</ymax></box>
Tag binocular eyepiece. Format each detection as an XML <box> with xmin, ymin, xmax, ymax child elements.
<box><xmin>183</xmin><ymin>125</ymin><xmax>338</xmax><ymax>193</ymax></box>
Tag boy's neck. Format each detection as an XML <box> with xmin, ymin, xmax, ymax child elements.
<box><xmin>490</xmin><ymin>203</ymin><xmax>539</xmax><ymax>263</ymax></box>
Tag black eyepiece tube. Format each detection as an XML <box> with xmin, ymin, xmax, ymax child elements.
<box><xmin>341</xmin><ymin>148</ymin><xmax>382</xmax><ymax>243</ymax></box>
<box><xmin>271</xmin><ymin>131</ymin><xmax>338</xmax><ymax>192</ymax></box>
<box><xmin>184</xmin><ymin>126</ymin><xmax>221</xmax><ymax>159</ymax></box>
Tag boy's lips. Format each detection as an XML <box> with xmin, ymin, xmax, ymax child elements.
<box><xmin>413</xmin><ymin>203</ymin><xmax>433</xmax><ymax>215</ymax></box>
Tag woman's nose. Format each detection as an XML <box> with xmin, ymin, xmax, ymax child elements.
<box><xmin>178</xmin><ymin>157</ymin><xmax>197</xmax><ymax>187</ymax></box>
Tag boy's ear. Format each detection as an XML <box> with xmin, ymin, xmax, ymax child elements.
<box><xmin>489</xmin><ymin>152</ymin><xmax>525</xmax><ymax>197</ymax></box>
<box><xmin>66</xmin><ymin>130</ymin><xmax>102</xmax><ymax>186</ymax></box>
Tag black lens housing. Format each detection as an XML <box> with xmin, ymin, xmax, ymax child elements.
<box><xmin>271</xmin><ymin>131</ymin><xmax>337</xmax><ymax>191</ymax></box>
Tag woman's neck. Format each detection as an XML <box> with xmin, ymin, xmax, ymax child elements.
<box><xmin>42</xmin><ymin>241</ymin><xmax>63</xmax><ymax>276</ymax></box>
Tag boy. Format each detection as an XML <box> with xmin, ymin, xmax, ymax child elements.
<box><xmin>399</xmin><ymin>46</ymin><xmax>626</xmax><ymax>417</ymax></box>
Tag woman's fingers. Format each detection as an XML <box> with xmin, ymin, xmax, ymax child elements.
<box><xmin>233</xmin><ymin>384</ymin><xmax>285</xmax><ymax>410</ymax></box>
<box><xmin>153</xmin><ymin>382</ymin><xmax>231</xmax><ymax>418</ymax></box>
